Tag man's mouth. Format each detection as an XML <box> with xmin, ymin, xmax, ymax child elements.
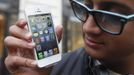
<box><xmin>84</xmin><ymin>36</ymin><xmax>104</xmax><ymax>49</ymax></box>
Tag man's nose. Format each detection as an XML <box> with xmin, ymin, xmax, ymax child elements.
<box><xmin>83</xmin><ymin>16</ymin><xmax>102</xmax><ymax>35</ymax></box>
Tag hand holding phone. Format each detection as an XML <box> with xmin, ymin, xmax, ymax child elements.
<box><xmin>25</xmin><ymin>6</ymin><xmax>61</xmax><ymax>68</ymax></box>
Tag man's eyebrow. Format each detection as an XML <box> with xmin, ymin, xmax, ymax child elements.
<box><xmin>99</xmin><ymin>1</ymin><xmax>133</xmax><ymax>12</ymax></box>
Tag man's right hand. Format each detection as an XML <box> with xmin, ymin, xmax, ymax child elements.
<box><xmin>4</xmin><ymin>19</ymin><xmax>63</xmax><ymax>75</ymax></box>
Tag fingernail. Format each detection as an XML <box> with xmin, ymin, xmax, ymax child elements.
<box><xmin>31</xmin><ymin>61</ymin><xmax>37</xmax><ymax>66</ymax></box>
<box><xmin>26</xmin><ymin>33</ymin><xmax>32</xmax><ymax>40</ymax></box>
<box><xmin>20</xmin><ymin>20</ymin><xmax>25</xmax><ymax>25</ymax></box>
<box><xmin>28</xmin><ymin>43</ymin><xmax>35</xmax><ymax>48</ymax></box>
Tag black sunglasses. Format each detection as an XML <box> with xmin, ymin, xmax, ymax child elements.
<box><xmin>70</xmin><ymin>0</ymin><xmax>134</xmax><ymax>35</ymax></box>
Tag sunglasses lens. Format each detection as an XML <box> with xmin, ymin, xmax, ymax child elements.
<box><xmin>94</xmin><ymin>12</ymin><xmax>123</xmax><ymax>34</ymax></box>
<box><xmin>72</xmin><ymin>2</ymin><xmax>88</xmax><ymax>22</ymax></box>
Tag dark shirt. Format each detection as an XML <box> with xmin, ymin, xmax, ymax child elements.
<box><xmin>50</xmin><ymin>48</ymin><xmax>110</xmax><ymax>75</ymax></box>
<box><xmin>50</xmin><ymin>48</ymin><xmax>133</xmax><ymax>75</ymax></box>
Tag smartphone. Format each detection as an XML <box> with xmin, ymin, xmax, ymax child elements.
<box><xmin>25</xmin><ymin>6</ymin><xmax>61</xmax><ymax>68</ymax></box>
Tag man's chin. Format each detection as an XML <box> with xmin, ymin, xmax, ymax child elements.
<box><xmin>84</xmin><ymin>46</ymin><xmax>106</xmax><ymax>60</ymax></box>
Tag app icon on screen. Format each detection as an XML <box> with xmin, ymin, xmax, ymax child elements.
<box><xmin>44</xmin><ymin>51</ymin><xmax>49</xmax><ymax>57</ymax></box>
<box><xmin>47</xmin><ymin>22</ymin><xmax>52</xmax><ymax>27</ymax></box>
<box><xmin>50</xmin><ymin>34</ymin><xmax>55</xmax><ymax>40</ymax></box>
<box><xmin>34</xmin><ymin>38</ymin><xmax>40</xmax><ymax>44</ymax></box>
<box><xmin>42</xmin><ymin>22</ymin><xmax>47</xmax><ymax>28</ymax></box>
<box><xmin>32</xmin><ymin>27</ymin><xmax>37</xmax><ymax>32</ymax></box>
<box><xmin>36</xmin><ymin>23</ymin><xmax>42</xmax><ymax>29</ymax></box>
<box><xmin>48</xmin><ymin>49</ymin><xmax>53</xmax><ymax>56</ymax></box>
<box><xmin>48</xmin><ymin>28</ymin><xmax>53</xmax><ymax>33</ymax></box>
<box><xmin>38</xmin><ymin>52</ymin><xmax>44</xmax><ymax>59</ymax></box>
<box><xmin>36</xmin><ymin>45</ymin><xmax>42</xmax><ymax>51</ymax></box>
<box><xmin>39</xmin><ymin>31</ymin><xmax>43</xmax><ymax>35</ymax></box>
<box><xmin>45</xmin><ymin>35</ymin><xmax>50</xmax><ymax>41</ymax></box>
<box><xmin>40</xmin><ymin>36</ymin><xmax>45</xmax><ymax>42</ymax></box>
<box><xmin>33</xmin><ymin>32</ymin><xmax>39</xmax><ymax>37</ymax></box>
<box><xmin>44</xmin><ymin>29</ymin><xmax>49</xmax><ymax>34</ymax></box>
<box><xmin>46</xmin><ymin>16</ymin><xmax>50</xmax><ymax>20</ymax></box>
<box><xmin>54</xmin><ymin>48</ymin><xmax>59</xmax><ymax>54</ymax></box>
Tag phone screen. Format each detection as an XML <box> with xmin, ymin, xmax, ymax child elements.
<box><xmin>28</xmin><ymin>13</ymin><xmax>59</xmax><ymax>60</ymax></box>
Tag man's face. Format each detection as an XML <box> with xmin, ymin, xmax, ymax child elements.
<box><xmin>82</xmin><ymin>0</ymin><xmax>134</xmax><ymax>62</ymax></box>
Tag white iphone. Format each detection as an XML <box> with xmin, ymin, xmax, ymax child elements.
<box><xmin>25</xmin><ymin>6</ymin><xmax>61</xmax><ymax>68</ymax></box>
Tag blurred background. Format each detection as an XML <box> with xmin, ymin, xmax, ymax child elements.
<box><xmin>0</xmin><ymin>0</ymin><xmax>84</xmax><ymax>74</ymax></box>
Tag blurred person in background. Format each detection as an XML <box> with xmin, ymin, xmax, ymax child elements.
<box><xmin>4</xmin><ymin>0</ymin><xmax>134</xmax><ymax>75</ymax></box>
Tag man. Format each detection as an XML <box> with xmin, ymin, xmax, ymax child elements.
<box><xmin>4</xmin><ymin>0</ymin><xmax>134</xmax><ymax>75</ymax></box>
